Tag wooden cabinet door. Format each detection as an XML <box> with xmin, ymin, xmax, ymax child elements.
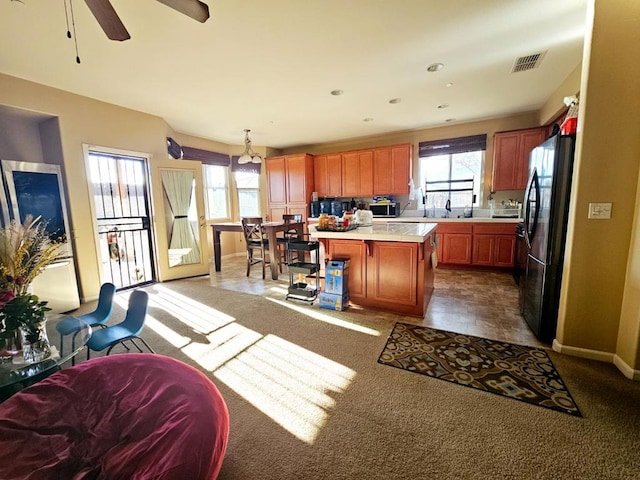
<box><xmin>494</xmin><ymin>236</ymin><xmax>516</xmax><ymax>267</ymax></box>
<box><xmin>358</xmin><ymin>150</ymin><xmax>373</xmax><ymax>196</ymax></box>
<box><xmin>472</xmin><ymin>235</ymin><xmax>494</xmax><ymax>265</ymax></box>
<box><xmin>314</xmin><ymin>154</ymin><xmax>341</xmax><ymax>197</ymax></box>
<box><xmin>341</xmin><ymin>152</ymin><xmax>359</xmax><ymax>197</ymax></box>
<box><xmin>286</xmin><ymin>154</ymin><xmax>308</xmax><ymax>203</ymax></box>
<box><xmin>313</xmin><ymin>155</ymin><xmax>328</xmax><ymax>197</ymax></box>
<box><xmin>327</xmin><ymin>239</ymin><xmax>367</xmax><ymax>299</ymax></box>
<box><xmin>268</xmin><ymin>206</ymin><xmax>287</xmax><ymax>222</ymax></box>
<box><xmin>373</xmin><ymin>148</ymin><xmax>392</xmax><ymax>194</ymax></box>
<box><xmin>493</xmin><ymin>128</ymin><xmax>546</xmax><ymax>191</ymax></box>
<box><xmin>341</xmin><ymin>151</ymin><xmax>373</xmax><ymax>197</ymax></box>
<box><xmin>443</xmin><ymin>234</ymin><xmax>472</xmax><ymax>264</ymax></box>
<box><xmin>266</xmin><ymin>156</ymin><xmax>287</xmax><ymax>205</ymax></box>
<box><xmin>516</xmin><ymin>129</ymin><xmax>546</xmax><ymax>189</ymax></box>
<box><xmin>287</xmin><ymin>204</ymin><xmax>309</xmax><ymax>223</ymax></box>
<box><xmin>326</xmin><ymin>154</ymin><xmax>342</xmax><ymax>197</ymax></box>
<box><xmin>492</xmin><ymin>132</ymin><xmax>519</xmax><ymax>191</ymax></box>
<box><xmin>369</xmin><ymin>241</ymin><xmax>418</xmax><ymax>306</ymax></box>
<box><xmin>391</xmin><ymin>144</ymin><xmax>411</xmax><ymax>194</ymax></box>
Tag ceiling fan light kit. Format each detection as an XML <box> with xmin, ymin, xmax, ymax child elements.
<box><xmin>237</xmin><ymin>129</ymin><xmax>263</xmax><ymax>164</ymax></box>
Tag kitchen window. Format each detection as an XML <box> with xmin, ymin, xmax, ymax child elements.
<box><xmin>203</xmin><ymin>164</ymin><xmax>230</xmax><ymax>219</ymax></box>
<box><xmin>234</xmin><ymin>171</ymin><xmax>260</xmax><ymax>217</ymax></box>
<box><xmin>419</xmin><ymin>134</ymin><xmax>486</xmax><ymax>207</ymax></box>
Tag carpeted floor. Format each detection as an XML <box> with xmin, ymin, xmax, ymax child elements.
<box><xmin>378</xmin><ymin>322</ymin><xmax>581</xmax><ymax>416</ymax></box>
<box><xmin>66</xmin><ymin>279</ymin><xmax>640</xmax><ymax>480</ymax></box>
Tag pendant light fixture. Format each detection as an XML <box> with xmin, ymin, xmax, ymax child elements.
<box><xmin>237</xmin><ymin>129</ymin><xmax>263</xmax><ymax>164</ymax></box>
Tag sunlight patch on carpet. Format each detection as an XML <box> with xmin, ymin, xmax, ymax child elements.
<box><xmin>266</xmin><ymin>297</ymin><xmax>381</xmax><ymax>336</ymax></box>
<box><xmin>214</xmin><ymin>334</ymin><xmax>356</xmax><ymax>444</ymax></box>
<box><xmin>137</xmin><ymin>287</ymin><xmax>357</xmax><ymax>444</ymax></box>
<box><xmin>378</xmin><ymin>323</ymin><xmax>581</xmax><ymax>417</ymax></box>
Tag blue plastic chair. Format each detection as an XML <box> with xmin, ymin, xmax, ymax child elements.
<box><xmin>56</xmin><ymin>282</ymin><xmax>117</xmax><ymax>358</ymax></box>
<box><xmin>86</xmin><ymin>289</ymin><xmax>154</xmax><ymax>359</ymax></box>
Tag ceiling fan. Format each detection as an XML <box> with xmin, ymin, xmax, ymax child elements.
<box><xmin>84</xmin><ymin>0</ymin><xmax>210</xmax><ymax>41</ymax></box>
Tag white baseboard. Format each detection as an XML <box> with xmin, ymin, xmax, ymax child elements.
<box><xmin>613</xmin><ymin>354</ymin><xmax>640</xmax><ymax>381</ymax></box>
<box><xmin>552</xmin><ymin>339</ymin><xmax>640</xmax><ymax>380</ymax></box>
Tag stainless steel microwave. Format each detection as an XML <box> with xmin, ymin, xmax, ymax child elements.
<box><xmin>369</xmin><ymin>202</ymin><xmax>400</xmax><ymax>217</ymax></box>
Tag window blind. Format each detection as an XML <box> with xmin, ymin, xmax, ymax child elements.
<box><xmin>419</xmin><ymin>134</ymin><xmax>487</xmax><ymax>157</ymax></box>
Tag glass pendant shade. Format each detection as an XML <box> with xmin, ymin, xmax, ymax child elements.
<box><xmin>238</xmin><ymin>129</ymin><xmax>262</xmax><ymax>164</ymax></box>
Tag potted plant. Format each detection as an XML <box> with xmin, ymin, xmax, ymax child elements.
<box><xmin>0</xmin><ymin>215</ymin><xmax>64</xmax><ymax>362</ymax></box>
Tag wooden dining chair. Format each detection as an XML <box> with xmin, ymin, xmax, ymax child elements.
<box><xmin>241</xmin><ymin>217</ymin><xmax>279</xmax><ymax>279</ymax></box>
<box><xmin>278</xmin><ymin>214</ymin><xmax>303</xmax><ymax>265</ymax></box>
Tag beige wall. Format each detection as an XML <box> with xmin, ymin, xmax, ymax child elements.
<box><xmin>556</xmin><ymin>0</ymin><xmax>640</xmax><ymax>376</ymax></box>
<box><xmin>0</xmin><ymin>74</ymin><xmax>204</xmax><ymax>300</ymax></box>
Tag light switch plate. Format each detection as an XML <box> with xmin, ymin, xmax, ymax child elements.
<box><xmin>588</xmin><ymin>202</ymin><xmax>612</xmax><ymax>219</ymax></box>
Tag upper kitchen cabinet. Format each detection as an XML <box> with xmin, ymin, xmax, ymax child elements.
<box><xmin>492</xmin><ymin>127</ymin><xmax>546</xmax><ymax>191</ymax></box>
<box><xmin>313</xmin><ymin>153</ymin><xmax>342</xmax><ymax>197</ymax></box>
<box><xmin>373</xmin><ymin>144</ymin><xmax>412</xmax><ymax>195</ymax></box>
<box><xmin>265</xmin><ymin>154</ymin><xmax>314</xmax><ymax>221</ymax></box>
<box><xmin>342</xmin><ymin>150</ymin><xmax>373</xmax><ymax>197</ymax></box>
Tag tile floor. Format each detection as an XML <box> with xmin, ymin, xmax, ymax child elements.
<box><xmin>202</xmin><ymin>254</ymin><xmax>546</xmax><ymax>348</ymax></box>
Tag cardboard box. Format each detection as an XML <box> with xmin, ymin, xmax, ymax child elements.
<box><xmin>325</xmin><ymin>259</ymin><xmax>350</xmax><ymax>294</ymax></box>
<box><xmin>319</xmin><ymin>291</ymin><xmax>350</xmax><ymax>311</ymax></box>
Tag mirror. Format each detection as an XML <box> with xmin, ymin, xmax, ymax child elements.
<box><xmin>161</xmin><ymin>169</ymin><xmax>201</xmax><ymax>267</ymax></box>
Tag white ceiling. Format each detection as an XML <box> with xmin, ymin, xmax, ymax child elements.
<box><xmin>0</xmin><ymin>0</ymin><xmax>588</xmax><ymax>149</ymax></box>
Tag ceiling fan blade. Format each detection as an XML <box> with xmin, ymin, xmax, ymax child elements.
<box><xmin>155</xmin><ymin>0</ymin><xmax>210</xmax><ymax>23</ymax></box>
<box><xmin>84</xmin><ymin>0</ymin><xmax>131</xmax><ymax>41</ymax></box>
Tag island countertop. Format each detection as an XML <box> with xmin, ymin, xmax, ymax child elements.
<box><xmin>309</xmin><ymin>222</ymin><xmax>437</xmax><ymax>243</ymax></box>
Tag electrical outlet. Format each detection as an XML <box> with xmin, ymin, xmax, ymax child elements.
<box><xmin>588</xmin><ymin>202</ymin><xmax>612</xmax><ymax>219</ymax></box>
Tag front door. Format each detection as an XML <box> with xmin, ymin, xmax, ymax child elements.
<box><xmin>88</xmin><ymin>149</ymin><xmax>156</xmax><ymax>289</ymax></box>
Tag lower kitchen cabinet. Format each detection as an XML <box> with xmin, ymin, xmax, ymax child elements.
<box><xmin>437</xmin><ymin>223</ymin><xmax>473</xmax><ymax>265</ymax></box>
<box><xmin>438</xmin><ymin>222</ymin><xmax>517</xmax><ymax>268</ymax></box>
<box><xmin>324</xmin><ymin>236</ymin><xmax>434</xmax><ymax>316</ymax></box>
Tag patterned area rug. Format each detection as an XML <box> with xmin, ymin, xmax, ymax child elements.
<box><xmin>378</xmin><ymin>323</ymin><xmax>581</xmax><ymax>417</ymax></box>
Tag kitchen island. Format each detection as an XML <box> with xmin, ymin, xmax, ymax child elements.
<box><xmin>310</xmin><ymin>223</ymin><xmax>437</xmax><ymax>317</ymax></box>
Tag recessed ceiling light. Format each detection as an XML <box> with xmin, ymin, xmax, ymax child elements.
<box><xmin>330</xmin><ymin>90</ymin><xmax>344</xmax><ymax>96</ymax></box>
<box><xmin>389</xmin><ymin>98</ymin><xmax>402</xmax><ymax>104</ymax></box>
<box><xmin>437</xmin><ymin>103</ymin><xmax>449</xmax><ymax>109</ymax></box>
<box><xmin>427</xmin><ymin>63</ymin><xmax>444</xmax><ymax>72</ymax></box>
<box><xmin>445</xmin><ymin>82</ymin><xmax>453</xmax><ymax>87</ymax></box>
<box><xmin>363</xmin><ymin>117</ymin><xmax>374</xmax><ymax>122</ymax></box>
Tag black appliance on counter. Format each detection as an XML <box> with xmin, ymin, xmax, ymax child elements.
<box><xmin>331</xmin><ymin>199</ymin><xmax>343</xmax><ymax>217</ymax></box>
<box><xmin>310</xmin><ymin>201</ymin><xmax>320</xmax><ymax>218</ymax></box>
<box><xmin>520</xmin><ymin>133</ymin><xmax>576</xmax><ymax>343</ymax></box>
<box><xmin>369</xmin><ymin>202</ymin><xmax>400</xmax><ymax>217</ymax></box>
<box><xmin>319</xmin><ymin>198</ymin><xmax>332</xmax><ymax>215</ymax></box>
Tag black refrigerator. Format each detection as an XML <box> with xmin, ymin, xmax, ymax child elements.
<box><xmin>520</xmin><ymin>133</ymin><xmax>576</xmax><ymax>343</ymax></box>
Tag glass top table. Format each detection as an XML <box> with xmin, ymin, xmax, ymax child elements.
<box><xmin>0</xmin><ymin>315</ymin><xmax>92</xmax><ymax>393</ymax></box>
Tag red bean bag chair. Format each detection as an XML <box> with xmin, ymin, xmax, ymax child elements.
<box><xmin>0</xmin><ymin>354</ymin><xmax>229</xmax><ymax>480</ymax></box>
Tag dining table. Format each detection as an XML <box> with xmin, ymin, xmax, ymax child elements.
<box><xmin>210</xmin><ymin>220</ymin><xmax>305</xmax><ymax>280</ymax></box>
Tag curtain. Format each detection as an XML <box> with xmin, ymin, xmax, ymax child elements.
<box><xmin>161</xmin><ymin>170</ymin><xmax>201</xmax><ymax>266</ymax></box>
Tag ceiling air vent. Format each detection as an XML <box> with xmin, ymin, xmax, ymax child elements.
<box><xmin>511</xmin><ymin>51</ymin><xmax>547</xmax><ymax>73</ymax></box>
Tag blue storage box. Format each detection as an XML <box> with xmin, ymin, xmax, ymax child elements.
<box><xmin>319</xmin><ymin>291</ymin><xmax>350</xmax><ymax>311</ymax></box>
<box><xmin>325</xmin><ymin>259</ymin><xmax>350</xmax><ymax>294</ymax></box>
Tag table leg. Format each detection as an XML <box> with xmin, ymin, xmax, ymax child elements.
<box><xmin>266</xmin><ymin>227</ymin><xmax>279</xmax><ymax>280</ymax></box>
<box><xmin>212</xmin><ymin>228</ymin><xmax>222</xmax><ymax>272</ymax></box>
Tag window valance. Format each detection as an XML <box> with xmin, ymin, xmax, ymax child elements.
<box><xmin>419</xmin><ymin>134</ymin><xmax>487</xmax><ymax>157</ymax></box>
